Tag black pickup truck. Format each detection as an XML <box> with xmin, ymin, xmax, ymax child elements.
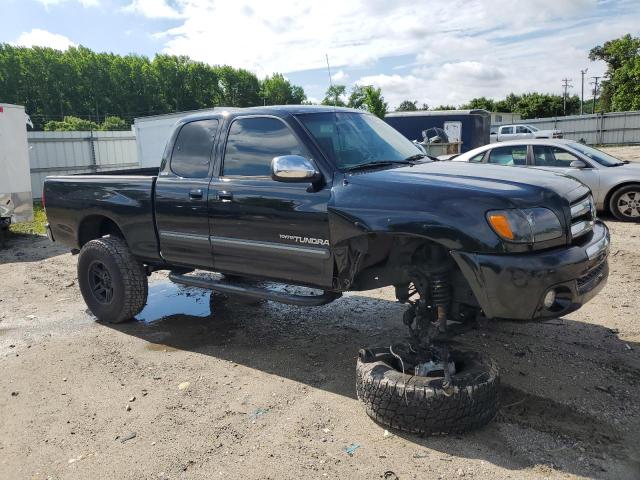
<box><xmin>44</xmin><ymin>105</ymin><xmax>610</xmax><ymax>435</ymax></box>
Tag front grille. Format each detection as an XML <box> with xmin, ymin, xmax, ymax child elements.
<box><xmin>577</xmin><ymin>261</ymin><xmax>606</xmax><ymax>295</ymax></box>
<box><xmin>570</xmin><ymin>195</ymin><xmax>596</xmax><ymax>243</ymax></box>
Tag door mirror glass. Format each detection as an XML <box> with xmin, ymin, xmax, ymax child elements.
<box><xmin>570</xmin><ymin>160</ymin><xmax>587</xmax><ymax>169</ymax></box>
<box><xmin>271</xmin><ymin>155</ymin><xmax>320</xmax><ymax>183</ymax></box>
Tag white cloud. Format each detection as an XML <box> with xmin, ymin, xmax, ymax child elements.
<box><xmin>35</xmin><ymin>0</ymin><xmax>99</xmax><ymax>7</ymax></box>
<box><xmin>331</xmin><ymin>70</ymin><xmax>349</xmax><ymax>82</ymax></box>
<box><xmin>123</xmin><ymin>0</ymin><xmax>184</xmax><ymax>19</ymax></box>
<box><xmin>113</xmin><ymin>0</ymin><xmax>638</xmax><ymax>107</ymax></box>
<box><xmin>13</xmin><ymin>29</ymin><xmax>77</xmax><ymax>50</ymax></box>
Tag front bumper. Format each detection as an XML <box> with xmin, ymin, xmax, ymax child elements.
<box><xmin>451</xmin><ymin>221</ymin><xmax>610</xmax><ymax>320</ymax></box>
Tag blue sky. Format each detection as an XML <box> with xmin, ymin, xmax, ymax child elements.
<box><xmin>2</xmin><ymin>0</ymin><xmax>639</xmax><ymax>108</ymax></box>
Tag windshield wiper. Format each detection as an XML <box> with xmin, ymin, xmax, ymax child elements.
<box><xmin>344</xmin><ymin>160</ymin><xmax>413</xmax><ymax>172</ymax></box>
<box><xmin>404</xmin><ymin>153</ymin><xmax>428</xmax><ymax>162</ymax></box>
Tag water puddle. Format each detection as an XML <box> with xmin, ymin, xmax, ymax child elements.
<box><xmin>136</xmin><ymin>281</ymin><xmax>211</xmax><ymax>323</ymax></box>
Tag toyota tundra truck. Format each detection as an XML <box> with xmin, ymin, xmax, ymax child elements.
<box><xmin>43</xmin><ymin>105</ymin><xmax>609</xmax><ymax>436</ymax></box>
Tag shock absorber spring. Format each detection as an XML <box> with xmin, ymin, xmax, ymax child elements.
<box><xmin>430</xmin><ymin>272</ymin><xmax>450</xmax><ymax>308</ymax></box>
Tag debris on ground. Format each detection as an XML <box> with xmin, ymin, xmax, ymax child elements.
<box><xmin>343</xmin><ymin>443</ymin><xmax>361</xmax><ymax>456</ymax></box>
<box><xmin>120</xmin><ymin>432</ymin><xmax>136</xmax><ymax>443</ymax></box>
<box><xmin>250</xmin><ymin>408</ymin><xmax>269</xmax><ymax>420</ymax></box>
<box><xmin>178</xmin><ymin>382</ymin><xmax>190</xmax><ymax>390</ymax></box>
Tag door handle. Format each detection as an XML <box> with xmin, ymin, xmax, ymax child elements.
<box><xmin>217</xmin><ymin>191</ymin><xmax>233</xmax><ymax>202</ymax></box>
<box><xmin>189</xmin><ymin>188</ymin><xmax>203</xmax><ymax>199</ymax></box>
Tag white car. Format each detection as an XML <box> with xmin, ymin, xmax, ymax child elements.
<box><xmin>490</xmin><ymin>124</ymin><xmax>562</xmax><ymax>143</ymax></box>
<box><xmin>451</xmin><ymin>139</ymin><xmax>640</xmax><ymax>221</ymax></box>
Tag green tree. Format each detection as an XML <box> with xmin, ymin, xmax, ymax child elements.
<box><xmin>45</xmin><ymin>116</ymin><xmax>99</xmax><ymax>131</ymax></box>
<box><xmin>321</xmin><ymin>85</ymin><xmax>347</xmax><ymax>106</ymax></box>
<box><xmin>100</xmin><ymin>116</ymin><xmax>128</xmax><ymax>130</ymax></box>
<box><xmin>396</xmin><ymin>100</ymin><xmax>418</xmax><ymax>111</ymax></box>
<box><xmin>432</xmin><ymin>104</ymin><xmax>458</xmax><ymax>110</ymax></box>
<box><xmin>261</xmin><ymin>73</ymin><xmax>306</xmax><ymax>105</ymax></box>
<box><xmin>0</xmin><ymin>44</ymin><xmax>306</xmax><ymax>129</ymax></box>
<box><xmin>461</xmin><ymin>97</ymin><xmax>496</xmax><ymax>111</ymax></box>
<box><xmin>348</xmin><ymin>85</ymin><xmax>387</xmax><ymax>118</ymax></box>
<box><xmin>589</xmin><ymin>34</ymin><xmax>640</xmax><ymax>111</ymax></box>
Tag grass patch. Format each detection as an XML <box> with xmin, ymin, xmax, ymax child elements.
<box><xmin>8</xmin><ymin>204</ymin><xmax>47</xmax><ymax>236</ymax></box>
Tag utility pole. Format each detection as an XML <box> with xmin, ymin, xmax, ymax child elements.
<box><xmin>580</xmin><ymin>69</ymin><xmax>588</xmax><ymax>115</ymax></box>
<box><xmin>590</xmin><ymin>76</ymin><xmax>601</xmax><ymax>114</ymax></box>
<box><xmin>561</xmin><ymin>78</ymin><xmax>573</xmax><ymax>116</ymax></box>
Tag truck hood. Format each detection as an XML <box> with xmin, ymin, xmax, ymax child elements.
<box><xmin>344</xmin><ymin>161</ymin><xmax>587</xmax><ymax>205</ymax></box>
<box><xmin>330</xmin><ymin>161</ymin><xmax>588</xmax><ymax>253</ymax></box>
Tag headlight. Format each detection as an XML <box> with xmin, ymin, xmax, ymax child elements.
<box><xmin>487</xmin><ymin>208</ymin><xmax>563</xmax><ymax>243</ymax></box>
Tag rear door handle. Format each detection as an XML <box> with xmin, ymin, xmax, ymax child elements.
<box><xmin>189</xmin><ymin>188</ymin><xmax>203</xmax><ymax>199</ymax></box>
<box><xmin>217</xmin><ymin>191</ymin><xmax>233</xmax><ymax>202</ymax></box>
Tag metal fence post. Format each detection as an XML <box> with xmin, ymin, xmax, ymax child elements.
<box><xmin>89</xmin><ymin>129</ymin><xmax>97</xmax><ymax>171</ymax></box>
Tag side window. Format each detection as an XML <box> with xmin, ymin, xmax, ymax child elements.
<box><xmin>516</xmin><ymin>126</ymin><xmax>530</xmax><ymax>134</ymax></box>
<box><xmin>170</xmin><ymin>119</ymin><xmax>218</xmax><ymax>178</ymax></box>
<box><xmin>223</xmin><ymin>117</ymin><xmax>308</xmax><ymax>177</ymax></box>
<box><xmin>468</xmin><ymin>152</ymin><xmax>485</xmax><ymax>163</ymax></box>
<box><xmin>501</xmin><ymin>126</ymin><xmax>514</xmax><ymax>134</ymax></box>
<box><xmin>551</xmin><ymin>147</ymin><xmax>580</xmax><ymax>167</ymax></box>
<box><xmin>488</xmin><ymin>146</ymin><xmax>527</xmax><ymax>166</ymax></box>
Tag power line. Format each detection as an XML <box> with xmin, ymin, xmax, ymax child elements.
<box><xmin>561</xmin><ymin>78</ymin><xmax>573</xmax><ymax>116</ymax></box>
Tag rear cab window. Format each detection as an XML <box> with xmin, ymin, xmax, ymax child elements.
<box><xmin>170</xmin><ymin>119</ymin><xmax>219</xmax><ymax>178</ymax></box>
<box><xmin>488</xmin><ymin>145</ymin><xmax>528</xmax><ymax>166</ymax></box>
<box><xmin>222</xmin><ymin>117</ymin><xmax>309</xmax><ymax>177</ymax></box>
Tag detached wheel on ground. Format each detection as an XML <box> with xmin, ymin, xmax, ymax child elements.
<box><xmin>609</xmin><ymin>184</ymin><xmax>640</xmax><ymax>221</ymax></box>
<box><xmin>77</xmin><ymin>236</ymin><xmax>148</xmax><ymax>323</ymax></box>
<box><xmin>356</xmin><ymin>348</ymin><xmax>499</xmax><ymax>435</ymax></box>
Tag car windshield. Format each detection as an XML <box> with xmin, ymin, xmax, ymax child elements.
<box><xmin>295</xmin><ymin>112</ymin><xmax>426</xmax><ymax>170</ymax></box>
<box><xmin>527</xmin><ymin>125</ymin><xmax>539</xmax><ymax>132</ymax></box>
<box><xmin>568</xmin><ymin>143</ymin><xmax>625</xmax><ymax>166</ymax></box>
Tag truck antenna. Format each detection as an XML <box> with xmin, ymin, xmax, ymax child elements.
<box><xmin>325</xmin><ymin>54</ymin><xmax>337</xmax><ymax>107</ymax></box>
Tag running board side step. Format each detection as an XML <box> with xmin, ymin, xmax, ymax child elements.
<box><xmin>168</xmin><ymin>273</ymin><xmax>341</xmax><ymax>307</ymax></box>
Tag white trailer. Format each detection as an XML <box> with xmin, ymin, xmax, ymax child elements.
<box><xmin>0</xmin><ymin>103</ymin><xmax>33</xmax><ymax>230</ymax></box>
<box><xmin>133</xmin><ymin>108</ymin><xmax>239</xmax><ymax>168</ymax></box>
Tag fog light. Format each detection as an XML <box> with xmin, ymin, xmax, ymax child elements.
<box><xmin>543</xmin><ymin>290</ymin><xmax>556</xmax><ymax>308</ymax></box>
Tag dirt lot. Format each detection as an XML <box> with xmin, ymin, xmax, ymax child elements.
<box><xmin>2</xmin><ymin>153</ymin><xmax>640</xmax><ymax>480</ymax></box>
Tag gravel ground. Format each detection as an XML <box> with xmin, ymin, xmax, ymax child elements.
<box><xmin>1</xmin><ymin>149</ymin><xmax>640</xmax><ymax>480</ymax></box>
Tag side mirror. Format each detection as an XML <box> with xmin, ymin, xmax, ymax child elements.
<box><xmin>570</xmin><ymin>160</ymin><xmax>587</xmax><ymax>169</ymax></box>
<box><xmin>271</xmin><ymin>155</ymin><xmax>321</xmax><ymax>183</ymax></box>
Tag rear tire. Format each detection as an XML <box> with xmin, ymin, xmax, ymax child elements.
<box><xmin>77</xmin><ymin>236</ymin><xmax>148</xmax><ymax>323</ymax></box>
<box><xmin>356</xmin><ymin>349</ymin><xmax>499</xmax><ymax>435</ymax></box>
<box><xmin>609</xmin><ymin>184</ymin><xmax>640</xmax><ymax>221</ymax></box>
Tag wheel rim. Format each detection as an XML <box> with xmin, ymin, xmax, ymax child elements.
<box><xmin>617</xmin><ymin>191</ymin><xmax>640</xmax><ymax>218</ymax></box>
<box><xmin>88</xmin><ymin>260</ymin><xmax>114</xmax><ymax>304</ymax></box>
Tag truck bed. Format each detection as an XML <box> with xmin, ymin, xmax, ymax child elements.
<box><xmin>43</xmin><ymin>172</ymin><xmax>161</xmax><ymax>262</ymax></box>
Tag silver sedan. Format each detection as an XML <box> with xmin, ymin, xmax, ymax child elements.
<box><xmin>451</xmin><ymin>139</ymin><xmax>640</xmax><ymax>221</ymax></box>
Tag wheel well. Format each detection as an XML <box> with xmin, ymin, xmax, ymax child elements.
<box><xmin>78</xmin><ymin>215</ymin><xmax>125</xmax><ymax>247</ymax></box>
<box><xmin>603</xmin><ymin>182</ymin><xmax>640</xmax><ymax>212</ymax></box>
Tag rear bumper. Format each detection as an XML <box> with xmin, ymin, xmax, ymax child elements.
<box><xmin>451</xmin><ymin>221</ymin><xmax>609</xmax><ymax>320</ymax></box>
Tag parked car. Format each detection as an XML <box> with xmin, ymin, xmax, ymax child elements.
<box><xmin>451</xmin><ymin>139</ymin><xmax>640</xmax><ymax>221</ymax></box>
<box><xmin>490</xmin><ymin>124</ymin><xmax>562</xmax><ymax>143</ymax></box>
<box><xmin>44</xmin><ymin>106</ymin><xmax>609</xmax><ymax>436</ymax></box>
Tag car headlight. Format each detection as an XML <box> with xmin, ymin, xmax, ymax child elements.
<box><xmin>487</xmin><ymin>208</ymin><xmax>563</xmax><ymax>243</ymax></box>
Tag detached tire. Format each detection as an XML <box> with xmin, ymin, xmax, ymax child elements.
<box><xmin>356</xmin><ymin>349</ymin><xmax>499</xmax><ymax>435</ymax></box>
<box><xmin>77</xmin><ymin>236</ymin><xmax>148</xmax><ymax>323</ymax></box>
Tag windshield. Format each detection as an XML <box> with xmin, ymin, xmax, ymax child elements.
<box><xmin>527</xmin><ymin>125</ymin><xmax>539</xmax><ymax>132</ymax></box>
<box><xmin>568</xmin><ymin>143</ymin><xmax>624</xmax><ymax>166</ymax></box>
<box><xmin>295</xmin><ymin>112</ymin><xmax>424</xmax><ymax>170</ymax></box>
